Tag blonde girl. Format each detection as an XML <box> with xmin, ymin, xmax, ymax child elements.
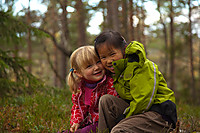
<box><xmin>67</xmin><ymin>46</ymin><xmax>118</xmax><ymax>133</ymax></box>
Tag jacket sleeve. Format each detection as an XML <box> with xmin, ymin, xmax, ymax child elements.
<box><xmin>70</xmin><ymin>93</ymin><xmax>83</xmax><ymax>126</ymax></box>
<box><xmin>116</xmin><ymin>61</ymin><xmax>159</xmax><ymax>117</ymax></box>
<box><xmin>154</xmin><ymin>71</ymin><xmax>176</xmax><ymax>104</ymax></box>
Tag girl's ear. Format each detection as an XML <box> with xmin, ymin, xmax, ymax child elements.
<box><xmin>74</xmin><ymin>70</ymin><xmax>83</xmax><ymax>78</ymax></box>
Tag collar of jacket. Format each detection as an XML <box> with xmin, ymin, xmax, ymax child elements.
<box><xmin>79</xmin><ymin>75</ymin><xmax>107</xmax><ymax>92</ymax></box>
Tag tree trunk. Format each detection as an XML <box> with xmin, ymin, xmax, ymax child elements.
<box><xmin>49</xmin><ymin>2</ymin><xmax>60</xmax><ymax>87</ymax></box>
<box><xmin>136</xmin><ymin>5</ymin><xmax>141</xmax><ymax>42</ymax></box>
<box><xmin>43</xmin><ymin>43</ymin><xmax>63</xmax><ymax>84</ymax></box>
<box><xmin>140</xmin><ymin>1</ymin><xmax>146</xmax><ymax>49</ymax></box>
<box><xmin>53</xmin><ymin>44</ymin><xmax>59</xmax><ymax>87</ymax></box>
<box><xmin>157</xmin><ymin>0</ymin><xmax>168</xmax><ymax>78</ymax></box>
<box><xmin>128</xmin><ymin>0</ymin><xmax>134</xmax><ymax>42</ymax></box>
<box><xmin>169</xmin><ymin>0</ymin><xmax>176</xmax><ymax>91</ymax></box>
<box><xmin>121</xmin><ymin>0</ymin><xmax>128</xmax><ymax>41</ymax></box>
<box><xmin>199</xmin><ymin>35</ymin><xmax>200</xmax><ymax>104</ymax></box>
<box><xmin>188</xmin><ymin>0</ymin><xmax>195</xmax><ymax>102</ymax></box>
<box><xmin>52</xmin><ymin>6</ymin><xmax>59</xmax><ymax>87</ymax></box>
<box><xmin>59</xmin><ymin>0</ymin><xmax>69</xmax><ymax>88</ymax></box>
<box><xmin>27</xmin><ymin>0</ymin><xmax>32</xmax><ymax>74</ymax></box>
<box><xmin>14</xmin><ymin>43</ymin><xmax>19</xmax><ymax>81</ymax></box>
<box><xmin>102</xmin><ymin>2</ymin><xmax>106</xmax><ymax>31</ymax></box>
<box><xmin>106</xmin><ymin>0</ymin><xmax>113</xmax><ymax>30</ymax></box>
<box><xmin>106</xmin><ymin>0</ymin><xmax>119</xmax><ymax>31</ymax></box>
<box><xmin>112</xmin><ymin>0</ymin><xmax>120</xmax><ymax>32</ymax></box>
<box><xmin>75</xmin><ymin>0</ymin><xmax>87</xmax><ymax>46</ymax></box>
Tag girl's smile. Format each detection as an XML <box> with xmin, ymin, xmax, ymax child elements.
<box><xmin>77</xmin><ymin>60</ymin><xmax>105</xmax><ymax>82</ymax></box>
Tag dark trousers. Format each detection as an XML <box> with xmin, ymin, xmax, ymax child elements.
<box><xmin>98</xmin><ymin>94</ymin><xmax>172</xmax><ymax>133</ymax></box>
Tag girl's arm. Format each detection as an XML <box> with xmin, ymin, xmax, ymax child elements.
<box><xmin>70</xmin><ymin>93</ymin><xmax>83</xmax><ymax>127</ymax></box>
<box><xmin>70</xmin><ymin>123</ymin><xmax>80</xmax><ymax>132</ymax></box>
<box><xmin>106</xmin><ymin>77</ymin><xmax>118</xmax><ymax>96</ymax></box>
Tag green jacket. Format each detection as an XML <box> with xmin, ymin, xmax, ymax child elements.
<box><xmin>112</xmin><ymin>41</ymin><xmax>175</xmax><ymax>117</ymax></box>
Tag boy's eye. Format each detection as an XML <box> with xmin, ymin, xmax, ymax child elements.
<box><xmin>110</xmin><ymin>52</ymin><xmax>115</xmax><ymax>56</ymax></box>
<box><xmin>100</xmin><ymin>56</ymin><xmax>106</xmax><ymax>60</ymax></box>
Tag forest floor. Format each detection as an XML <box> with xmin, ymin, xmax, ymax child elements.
<box><xmin>0</xmin><ymin>87</ymin><xmax>200</xmax><ymax>133</ymax></box>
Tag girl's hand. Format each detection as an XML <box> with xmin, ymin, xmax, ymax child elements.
<box><xmin>70</xmin><ymin>123</ymin><xmax>80</xmax><ymax>132</ymax></box>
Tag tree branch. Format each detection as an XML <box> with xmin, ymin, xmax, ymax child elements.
<box><xmin>36</xmin><ymin>27</ymin><xmax>72</xmax><ymax>57</ymax></box>
<box><xmin>43</xmin><ymin>44</ymin><xmax>65</xmax><ymax>86</ymax></box>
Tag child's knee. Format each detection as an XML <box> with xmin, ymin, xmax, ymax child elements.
<box><xmin>99</xmin><ymin>94</ymin><xmax>114</xmax><ymax>106</ymax></box>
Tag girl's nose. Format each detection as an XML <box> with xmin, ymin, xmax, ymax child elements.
<box><xmin>93</xmin><ymin>64</ymin><xmax>99</xmax><ymax>70</ymax></box>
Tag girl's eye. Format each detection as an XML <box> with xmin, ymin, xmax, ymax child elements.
<box><xmin>97</xmin><ymin>60</ymin><xmax>101</xmax><ymax>64</ymax></box>
<box><xmin>86</xmin><ymin>64</ymin><xmax>92</xmax><ymax>68</ymax></box>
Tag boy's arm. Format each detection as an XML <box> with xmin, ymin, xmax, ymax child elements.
<box><xmin>154</xmin><ymin>71</ymin><xmax>176</xmax><ymax>104</ymax></box>
<box><xmin>113</xmin><ymin>56</ymin><xmax>159</xmax><ymax>117</ymax></box>
<box><xmin>121</xmin><ymin>62</ymin><xmax>159</xmax><ymax>117</ymax></box>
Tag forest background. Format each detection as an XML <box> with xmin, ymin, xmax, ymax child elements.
<box><xmin>0</xmin><ymin>0</ymin><xmax>200</xmax><ymax>132</ymax></box>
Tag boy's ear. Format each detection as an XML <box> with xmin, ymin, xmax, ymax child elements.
<box><xmin>74</xmin><ymin>70</ymin><xmax>83</xmax><ymax>78</ymax></box>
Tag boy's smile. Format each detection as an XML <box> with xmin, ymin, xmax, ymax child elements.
<box><xmin>97</xmin><ymin>44</ymin><xmax>123</xmax><ymax>73</ymax></box>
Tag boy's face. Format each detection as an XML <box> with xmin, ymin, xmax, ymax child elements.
<box><xmin>97</xmin><ymin>44</ymin><xmax>123</xmax><ymax>73</ymax></box>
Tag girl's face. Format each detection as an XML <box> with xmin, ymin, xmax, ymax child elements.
<box><xmin>77</xmin><ymin>60</ymin><xmax>105</xmax><ymax>82</ymax></box>
<box><xmin>97</xmin><ymin>44</ymin><xmax>123</xmax><ymax>73</ymax></box>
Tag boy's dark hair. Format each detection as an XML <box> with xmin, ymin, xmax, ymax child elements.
<box><xmin>94</xmin><ymin>30</ymin><xmax>127</xmax><ymax>57</ymax></box>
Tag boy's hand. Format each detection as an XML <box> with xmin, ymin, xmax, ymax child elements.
<box><xmin>70</xmin><ymin>123</ymin><xmax>80</xmax><ymax>132</ymax></box>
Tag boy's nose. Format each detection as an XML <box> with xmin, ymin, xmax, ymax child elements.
<box><xmin>107</xmin><ymin>58</ymin><xmax>113</xmax><ymax>64</ymax></box>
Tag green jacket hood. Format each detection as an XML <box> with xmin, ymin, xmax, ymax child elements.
<box><xmin>125</xmin><ymin>41</ymin><xmax>146</xmax><ymax>67</ymax></box>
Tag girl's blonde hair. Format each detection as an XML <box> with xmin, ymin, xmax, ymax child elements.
<box><xmin>67</xmin><ymin>46</ymin><xmax>100</xmax><ymax>94</ymax></box>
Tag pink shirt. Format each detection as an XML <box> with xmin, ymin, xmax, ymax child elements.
<box><xmin>84</xmin><ymin>87</ymin><xmax>94</xmax><ymax>105</ymax></box>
